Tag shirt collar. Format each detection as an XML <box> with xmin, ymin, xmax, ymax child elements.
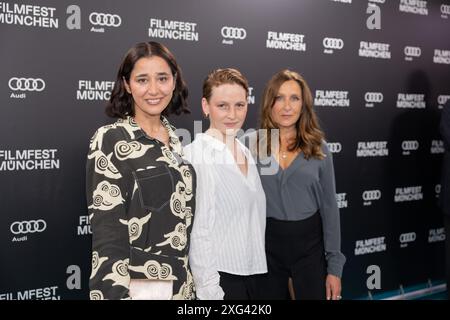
<box><xmin>117</xmin><ymin>116</ymin><xmax>183</xmax><ymax>155</ymax></box>
<box><xmin>198</xmin><ymin>132</ymin><xmax>250</xmax><ymax>157</ymax></box>
<box><xmin>116</xmin><ymin>116</ymin><xmax>143</xmax><ymax>138</ymax></box>
<box><xmin>198</xmin><ymin>132</ymin><xmax>228</xmax><ymax>151</ymax></box>
<box><xmin>161</xmin><ymin>116</ymin><xmax>183</xmax><ymax>155</ymax></box>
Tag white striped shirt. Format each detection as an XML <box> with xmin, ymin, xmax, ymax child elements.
<box><xmin>183</xmin><ymin>133</ymin><xmax>267</xmax><ymax>300</ymax></box>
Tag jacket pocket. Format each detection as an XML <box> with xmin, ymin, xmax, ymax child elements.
<box><xmin>133</xmin><ymin>165</ymin><xmax>174</xmax><ymax>211</ymax></box>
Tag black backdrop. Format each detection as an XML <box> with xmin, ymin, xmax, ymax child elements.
<box><xmin>0</xmin><ymin>0</ymin><xmax>449</xmax><ymax>300</ymax></box>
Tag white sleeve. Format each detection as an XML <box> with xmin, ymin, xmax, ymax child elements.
<box><xmin>185</xmin><ymin>145</ymin><xmax>224</xmax><ymax>300</ymax></box>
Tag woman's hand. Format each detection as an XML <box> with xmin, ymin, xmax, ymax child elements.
<box><xmin>326</xmin><ymin>274</ymin><xmax>342</xmax><ymax>300</ymax></box>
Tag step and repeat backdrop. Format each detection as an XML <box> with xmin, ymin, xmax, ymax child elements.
<box><xmin>0</xmin><ymin>0</ymin><xmax>449</xmax><ymax>299</ymax></box>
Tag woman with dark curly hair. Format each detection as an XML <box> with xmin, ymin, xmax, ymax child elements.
<box><xmin>86</xmin><ymin>41</ymin><xmax>196</xmax><ymax>300</ymax></box>
<box><xmin>254</xmin><ymin>69</ymin><xmax>345</xmax><ymax>300</ymax></box>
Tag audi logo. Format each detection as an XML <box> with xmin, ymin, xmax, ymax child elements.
<box><xmin>402</xmin><ymin>140</ymin><xmax>419</xmax><ymax>151</ymax></box>
<box><xmin>8</xmin><ymin>77</ymin><xmax>45</xmax><ymax>92</ymax></box>
<box><xmin>323</xmin><ymin>37</ymin><xmax>344</xmax><ymax>50</ymax></box>
<box><xmin>436</xmin><ymin>184</ymin><xmax>441</xmax><ymax>194</ymax></box>
<box><xmin>89</xmin><ymin>12</ymin><xmax>121</xmax><ymax>27</ymax></box>
<box><xmin>399</xmin><ymin>232</ymin><xmax>416</xmax><ymax>243</ymax></box>
<box><xmin>10</xmin><ymin>219</ymin><xmax>47</xmax><ymax>235</ymax></box>
<box><xmin>364</xmin><ymin>92</ymin><xmax>383</xmax><ymax>103</ymax></box>
<box><xmin>221</xmin><ymin>26</ymin><xmax>247</xmax><ymax>39</ymax></box>
<box><xmin>404</xmin><ymin>46</ymin><xmax>421</xmax><ymax>57</ymax></box>
<box><xmin>441</xmin><ymin>4</ymin><xmax>450</xmax><ymax>14</ymax></box>
<box><xmin>327</xmin><ymin>142</ymin><xmax>342</xmax><ymax>153</ymax></box>
<box><xmin>438</xmin><ymin>95</ymin><xmax>450</xmax><ymax>105</ymax></box>
<box><xmin>362</xmin><ymin>190</ymin><xmax>381</xmax><ymax>201</ymax></box>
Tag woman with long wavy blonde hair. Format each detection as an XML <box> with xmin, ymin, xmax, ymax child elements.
<box><xmin>255</xmin><ymin>69</ymin><xmax>345</xmax><ymax>300</ymax></box>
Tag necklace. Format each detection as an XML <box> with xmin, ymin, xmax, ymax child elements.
<box><xmin>281</xmin><ymin>151</ymin><xmax>288</xmax><ymax>159</ymax></box>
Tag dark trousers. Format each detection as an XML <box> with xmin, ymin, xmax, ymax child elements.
<box><xmin>257</xmin><ymin>212</ymin><xmax>327</xmax><ymax>300</ymax></box>
<box><xmin>218</xmin><ymin>272</ymin><xmax>261</xmax><ymax>300</ymax></box>
<box><xmin>445</xmin><ymin>214</ymin><xmax>450</xmax><ymax>299</ymax></box>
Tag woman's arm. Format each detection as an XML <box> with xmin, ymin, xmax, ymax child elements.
<box><xmin>86</xmin><ymin>128</ymin><xmax>131</xmax><ymax>300</ymax></box>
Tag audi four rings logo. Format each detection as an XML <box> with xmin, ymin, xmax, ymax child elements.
<box><xmin>404</xmin><ymin>46</ymin><xmax>421</xmax><ymax>57</ymax></box>
<box><xmin>438</xmin><ymin>95</ymin><xmax>450</xmax><ymax>104</ymax></box>
<box><xmin>221</xmin><ymin>27</ymin><xmax>247</xmax><ymax>39</ymax></box>
<box><xmin>89</xmin><ymin>12</ymin><xmax>122</xmax><ymax>27</ymax></box>
<box><xmin>441</xmin><ymin>4</ymin><xmax>450</xmax><ymax>14</ymax></box>
<box><xmin>362</xmin><ymin>190</ymin><xmax>381</xmax><ymax>201</ymax></box>
<box><xmin>10</xmin><ymin>219</ymin><xmax>47</xmax><ymax>235</ymax></box>
<box><xmin>399</xmin><ymin>232</ymin><xmax>416</xmax><ymax>243</ymax></box>
<box><xmin>364</xmin><ymin>92</ymin><xmax>383</xmax><ymax>103</ymax></box>
<box><xmin>323</xmin><ymin>37</ymin><xmax>344</xmax><ymax>50</ymax></box>
<box><xmin>436</xmin><ymin>184</ymin><xmax>441</xmax><ymax>193</ymax></box>
<box><xmin>8</xmin><ymin>77</ymin><xmax>45</xmax><ymax>91</ymax></box>
<box><xmin>402</xmin><ymin>140</ymin><xmax>419</xmax><ymax>151</ymax></box>
<box><xmin>327</xmin><ymin>143</ymin><xmax>342</xmax><ymax>153</ymax></box>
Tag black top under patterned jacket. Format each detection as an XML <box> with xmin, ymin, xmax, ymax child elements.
<box><xmin>86</xmin><ymin>116</ymin><xmax>196</xmax><ymax>300</ymax></box>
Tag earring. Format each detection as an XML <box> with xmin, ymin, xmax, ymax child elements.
<box><xmin>204</xmin><ymin>113</ymin><xmax>209</xmax><ymax>118</ymax></box>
